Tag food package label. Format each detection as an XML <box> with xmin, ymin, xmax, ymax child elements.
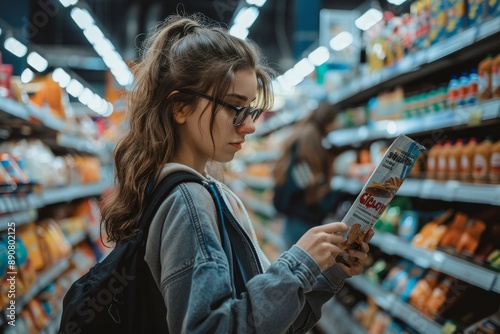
<box><xmin>338</xmin><ymin>135</ymin><xmax>426</xmax><ymax>263</ymax></box>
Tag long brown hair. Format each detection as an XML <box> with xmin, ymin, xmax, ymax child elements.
<box><xmin>102</xmin><ymin>14</ymin><xmax>274</xmax><ymax>243</ymax></box>
<box><xmin>273</xmin><ymin>102</ymin><xmax>340</xmax><ymax>205</ymax></box>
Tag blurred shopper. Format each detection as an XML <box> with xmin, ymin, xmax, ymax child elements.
<box><xmin>273</xmin><ymin>103</ymin><xmax>348</xmax><ymax>248</ymax></box>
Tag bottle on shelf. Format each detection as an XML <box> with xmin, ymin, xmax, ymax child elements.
<box><xmin>427</xmin><ymin>142</ymin><xmax>441</xmax><ymax>179</ymax></box>
<box><xmin>489</xmin><ymin>139</ymin><xmax>500</xmax><ymax>184</ymax></box>
<box><xmin>472</xmin><ymin>137</ymin><xmax>492</xmax><ymax>183</ymax></box>
<box><xmin>0</xmin><ymin>52</ymin><xmax>13</xmax><ymax>98</ymax></box>
<box><xmin>457</xmin><ymin>71</ymin><xmax>469</xmax><ymax>107</ymax></box>
<box><xmin>467</xmin><ymin>69</ymin><xmax>479</xmax><ymax>105</ymax></box>
<box><xmin>448</xmin><ymin>139</ymin><xmax>463</xmax><ymax>180</ymax></box>
<box><xmin>478</xmin><ymin>54</ymin><xmax>493</xmax><ymax>100</ymax></box>
<box><xmin>460</xmin><ymin>137</ymin><xmax>477</xmax><ymax>182</ymax></box>
<box><xmin>447</xmin><ymin>74</ymin><xmax>460</xmax><ymax>109</ymax></box>
<box><xmin>492</xmin><ymin>53</ymin><xmax>500</xmax><ymax>98</ymax></box>
<box><xmin>437</xmin><ymin>140</ymin><xmax>452</xmax><ymax>180</ymax></box>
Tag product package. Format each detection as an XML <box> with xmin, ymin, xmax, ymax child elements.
<box><xmin>337</xmin><ymin>134</ymin><xmax>426</xmax><ymax>266</ymax></box>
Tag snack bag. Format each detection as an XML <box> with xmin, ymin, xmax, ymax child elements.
<box><xmin>337</xmin><ymin>135</ymin><xmax>425</xmax><ymax>266</ymax></box>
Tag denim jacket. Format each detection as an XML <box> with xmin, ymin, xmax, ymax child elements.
<box><xmin>145</xmin><ymin>163</ymin><xmax>348</xmax><ymax>333</ymax></box>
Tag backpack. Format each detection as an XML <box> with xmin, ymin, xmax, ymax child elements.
<box><xmin>59</xmin><ymin>171</ymin><xmax>252</xmax><ymax>334</ymax></box>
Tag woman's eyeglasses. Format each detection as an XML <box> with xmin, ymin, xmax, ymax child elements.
<box><xmin>178</xmin><ymin>89</ymin><xmax>263</xmax><ymax>127</ymax></box>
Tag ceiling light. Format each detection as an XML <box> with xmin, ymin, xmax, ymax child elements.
<box><xmin>102</xmin><ymin>102</ymin><xmax>114</xmax><ymax>117</ymax></box>
<box><xmin>89</xmin><ymin>94</ymin><xmax>105</xmax><ymax>112</ymax></box>
<box><xmin>4</xmin><ymin>37</ymin><xmax>28</xmax><ymax>58</ymax></box>
<box><xmin>52</xmin><ymin>68</ymin><xmax>71</xmax><ymax>88</ymax></box>
<box><xmin>246</xmin><ymin>0</ymin><xmax>267</xmax><ymax>7</ymax></box>
<box><xmin>27</xmin><ymin>52</ymin><xmax>49</xmax><ymax>72</ymax></box>
<box><xmin>70</xmin><ymin>8</ymin><xmax>95</xmax><ymax>30</ymax></box>
<box><xmin>66</xmin><ymin>79</ymin><xmax>84</xmax><ymax>97</ymax></box>
<box><xmin>78</xmin><ymin>87</ymin><xmax>94</xmax><ymax>105</ymax></box>
<box><xmin>283</xmin><ymin>68</ymin><xmax>304</xmax><ymax>87</ymax></box>
<box><xmin>0</xmin><ymin>28</ymin><xmax>2</xmax><ymax>36</ymax></box>
<box><xmin>59</xmin><ymin>0</ymin><xmax>78</xmax><ymax>7</ymax></box>
<box><xmin>83</xmin><ymin>25</ymin><xmax>104</xmax><ymax>45</ymax></box>
<box><xmin>355</xmin><ymin>8</ymin><xmax>383</xmax><ymax>31</ymax></box>
<box><xmin>293</xmin><ymin>58</ymin><xmax>315</xmax><ymax>77</ymax></box>
<box><xmin>21</xmin><ymin>69</ymin><xmax>34</xmax><ymax>83</ymax></box>
<box><xmin>308</xmin><ymin>46</ymin><xmax>329</xmax><ymax>66</ymax></box>
<box><xmin>387</xmin><ymin>0</ymin><xmax>407</xmax><ymax>5</ymax></box>
<box><xmin>229</xmin><ymin>25</ymin><xmax>249</xmax><ymax>39</ymax></box>
<box><xmin>330</xmin><ymin>31</ymin><xmax>354</xmax><ymax>51</ymax></box>
<box><xmin>234</xmin><ymin>7</ymin><xmax>259</xmax><ymax>29</ymax></box>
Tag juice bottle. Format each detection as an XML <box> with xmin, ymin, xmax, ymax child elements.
<box><xmin>448</xmin><ymin>139</ymin><xmax>463</xmax><ymax>180</ymax></box>
<box><xmin>490</xmin><ymin>139</ymin><xmax>500</xmax><ymax>184</ymax></box>
<box><xmin>478</xmin><ymin>54</ymin><xmax>493</xmax><ymax>100</ymax></box>
<box><xmin>492</xmin><ymin>54</ymin><xmax>500</xmax><ymax>98</ymax></box>
<box><xmin>427</xmin><ymin>142</ymin><xmax>441</xmax><ymax>179</ymax></box>
<box><xmin>472</xmin><ymin>137</ymin><xmax>492</xmax><ymax>183</ymax></box>
<box><xmin>457</xmin><ymin>72</ymin><xmax>469</xmax><ymax>107</ymax></box>
<box><xmin>467</xmin><ymin>69</ymin><xmax>479</xmax><ymax>105</ymax></box>
<box><xmin>460</xmin><ymin>137</ymin><xmax>477</xmax><ymax>182</ymax></box>
<box><xmin>437</xmin><ymin>140</ymin><xmax>452</xmax><ymax>180</ymax></box>
<box><xmin>447</xmin><ymin>74</ymin><xmax>460</xmax><ymax>109</ymax></box>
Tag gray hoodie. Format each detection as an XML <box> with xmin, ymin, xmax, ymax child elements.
<box><xmin>145</xmin><ymin>163</ymin><xmax>348</xmax><ymax>333</ymax></box>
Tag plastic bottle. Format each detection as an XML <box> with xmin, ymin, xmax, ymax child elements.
<box><xmin>448</xmin><ymin>139</ymin><xmax>463</xmax><ymax>180</ymax></box>
<box><xmin>492</xmin><ymin>54</ymin><xmax>500</xmax><ymax>98</ymax></box>
<box><xmin>472</xmin><ymin>137</ymin><xmax>492</xmax><ymax>183</ymax></box>
<box><xmin>467</xmin><ymin>69</ymin><xmax>479</xmax><ymax>105</ymax></box>
<box><xmin>460</xmin><ymin>138</ymin><xmax>477</xmax><ymax>182</ymax></box>
<box><xmin>427</xmin><ymin>142</ymin><xmax>441</xmax><ymax>179</ymax></box>
<box><xmin>457</xmin><ymin>72</ymin><xmax>469</xmax><ymax>107</ymax></box>
<box><xmin>478</xmin><ymin>54</ymin><xmax>493</xmax><ymax>100</ymax></box>
<box><xmin>489</xmin><ymin>139</ymin><xmax>500</xmax><ymax>184</ymax></box>
<box><xmin>437</xmin><ymin>140</ymin><xmax>452</xmax><ymax>180</ymax></box>
<box><xmin>447</xmin><ymin>74</ymin><xmax>460</xmax><ymax>109</ymax></box>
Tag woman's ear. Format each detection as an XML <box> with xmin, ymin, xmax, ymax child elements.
<box><xmin>173</xmin><ymin>108</ymin><xmax>187</xmax><ymax>124</ymax></box>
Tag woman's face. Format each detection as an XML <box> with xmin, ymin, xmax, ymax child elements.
<box><xmin>174</xmin><ymin>69</ymin><xmax>258</xmax><ymax>173</ymax></box>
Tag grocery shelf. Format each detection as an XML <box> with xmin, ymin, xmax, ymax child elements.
<box><xmin>0</xmin><ymin>209</ymin><xmax>37</xmax><ymax>231</ymax></box>
<box><xmin>0</xmin><ymin>96</ymin><xmax>30</xmax><ymax>121</ymax></box>
<box><xmin>370</xmin><ymin>231</ymin><xmax>500</xmax><ymax>292</ymax></box>
<box><xmin>331</xmin><ymin>176</ymin><xmax>500</xmax><ymax>206</ymax></box>
<box><xmin>328</xmin><ymin>17</ymin><xmax>500</xmax><ymax>106</ymax></box>
<box><xmin>326</xmin><ymin>99</ymin><xmax>500</xmax><ymax>147</ymax></box>
<box><xmin>241</xmin><ymin>196</ymin><xmax>276</xmax><ymax>218</ymax></box>
<box><xmin>0</xmin><ymin>181</ymin><xmax>112</xmax><ymax>215</ymax></box>
<box><xmin>16</xmin><ymin>258</ymin><xmax>70</xmax><ymax>314</ymax></box>
<box><xmin>25</xmin><ymin>104</ymin><xmax>65</xmax><ymax>132</ymax></box>
<box><xmin>318</xmin><ymin>299</ymin><xmax>366</xmax><ymax>334</ymax></box>
<box><xmin>235</xmin><ymin>150</ymin><xmax>281</xmax><ymax>164</ymax></box>
<box><xmin>348</xmin><ymin>275</ymin><xmax>442</xmax><ymax>334</ymax></box>
<box><xmin>67</xmin><ymin>230</ymin><xmax>87</xmax><ymax>247</ymax></box>
<box><xmin>240</xmin><ymin>175</ymin><xmax>274</xmax><ymax>189</ymax></box>
<box><xmin>252</xmin><ymin>220</ymin><xmax>286</xmax><ymax>252</ymax></box>
<box><xmin>56</xmin><ymin>133</ymin><xmax>104</xmax><ymax>155</ymax></box>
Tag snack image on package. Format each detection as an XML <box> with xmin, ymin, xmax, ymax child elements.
<box><xmin>337</xmin><ymin>134</ymin><xmax>426</xmax><ymax>266</ymax></box>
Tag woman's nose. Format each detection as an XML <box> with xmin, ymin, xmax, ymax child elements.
<box><xmin>236</xmin><ymin>116</ymin><xmax>256</xmax><ymax>134</ymax></box>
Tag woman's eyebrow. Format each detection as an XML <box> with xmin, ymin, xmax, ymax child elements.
<box><xmin>225</xmin><ymin>93</ymin><xmax>256</xmax><ymax>103</ymax></box>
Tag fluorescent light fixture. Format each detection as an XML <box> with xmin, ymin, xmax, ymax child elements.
<box><xmin>83</xmin><ymin>25</ymin><xmax>104</xmax><ymax>45</ymax></box>
<box><xmin>330</xmin><ymin>31</ymin><xmax>354</xmax><ymax>51</ymax></box>
<box><xmin>283</xmin><ymin>68</ymin><xmax>304</xmax><ymax>87</ymax></box>
<box><xmin>103</xmin><ymin>102</ymin><xmax>114</xmax><ymax>117</ymax></box>
<box><xmin>4</xmin><ymin>37</ymin><xmax>28</xmax><ymax>58</ymax></box>
<box><xmin>0</xmin><ymin>28</ymin><xmax>2</xmax><ymax>36</ymax></box>
<box><xmin>293</xmin><ymin>58</ymin><xmax>315</xmax><ymax>77</ymax></box>
<box><xmin>308</xmin><ymin>46</ymin><xmax>329</xmax><ymax>66</ymax></box>
<box><xmin>78</xmin><ymin>87</ymin><xmax>94</xmax><ymax>105</ymax></box>
<box><xmin>89</xmin><ymin>94</ymin><xmax>105</xmax><ymax>112</ymax></box>
<box><xmin>66</xmin><ymin>79</ymin><xmax>84</xmax><ymax>97</ymax></box>
<box><xmin>52</xmin><ymin>68</ymin><xmax>71</xmax><ymax>88</ymax></box>
<box><xmin>21</xmin><ymin>68</ymin><xmax>34</xmax><ymax>83</ymax></box>
<box><xmin>246</xmin><ymin>0</ymin><xmax>267</xmax><ymax>7</ymax></box>
<box><xmin>355</xmin><ymin>8</ymin><xmax>383</xmax><ymax>31</ymax></box>
<box><xmin>387</xmin><ymin>0</ymin><xmax>407</xmax><ymax>5</ymax></box>
<box><xmin>234</xmin><ymin>7</ymin><xmax>259</xmax><ymax>29</ymax></box>
<box><xmin>229</xmin><ymin>25</ymin><xmax>249</xmax><ymax>39</ymax></box>
<box><xmin>386</xmin><ymin>121</ymin><xmax>398</xmax><ymax>135</ymax></box>
<box><xmin>59</xmin><ymin>0</ymin><xmax>78</xmax><ymax>7</ymax></box>
<box><xmin>27</xmin><ymin>52</ymin><xmax>49</xmax><ymax>72</ymax></box>
<box><xmin>70</xmin><ymin>8</ymin><xmax>94</xmax><ymax>30</ymax></box>
<box><xmin>93</xmin><ymin>38</ymin><xmax>115</xmax><ymax>57</ymax></box>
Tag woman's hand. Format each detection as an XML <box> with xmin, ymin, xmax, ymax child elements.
<box><xmin>296</xmin><ymin>222</ymin><xmax>348</xmax><ymax>272</ymax></box>
<box><xmin>338</xmin><ymin>229</ymin><xmax>374</xmax><ymax>276</ymax></box>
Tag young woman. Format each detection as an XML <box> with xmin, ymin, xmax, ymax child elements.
<box><xmin>102</xmin><ymin>15</ymin><xmax>373</xmax><ymax>333</ymax></box>
<box><xmin>273</xmin><ymin>103</ymin><xmax>348</xmax><ymax>248</ymax></box>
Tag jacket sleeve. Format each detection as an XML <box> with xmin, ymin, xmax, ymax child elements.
<box><xmin>156</xmin><ymin>183</ymin><xmax>345</xmax><ymax>334</ymax></box>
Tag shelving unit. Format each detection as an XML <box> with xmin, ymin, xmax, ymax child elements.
<box><xmin>347</xmin><ymin>275</ymin><xmax>443</xmax><ymax>334</ymax></box>
<box><xmin>318</xmin><ymin>299</ymin><xmax>367</xmax><ymax>334</ymax></box>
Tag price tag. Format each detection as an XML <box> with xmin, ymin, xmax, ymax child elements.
<box><xmin>440</xmin><ymin>257</ymin><xmax>496</xmax><ymax>290</ymax></box>
<box><xmin>468</xmin><ymin>109</ymin><xmax>483</xmax><ymax>126</ymax></box>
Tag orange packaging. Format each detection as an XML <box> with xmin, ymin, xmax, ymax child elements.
<box><xmin>460</xmin><ymin>138</ymin><xmax>477</xmax><ymax>182</ymax></box>
<box><xmin>490</xmin><ymin>139</ymin><xmax>500</xmax><ymax>183</ymax></box>
<box><xmin>492</xmin><ymin>54</ymin><xmax>500</xmax><ymax>98</ymax></box>
<box><xmin>472</xmin><ymin>138</ymin><xmax>492</xmax><ymax>183</ymax></box>
<box><xmin>427</xmin><ymin>142</ymin><xmax>441</xmax><ymax>179</ymax></box>
<box><xmin>448</xmin><ymin>139</ymin><xmax>463</xmax><ymax>180</ymax></box>
<box><xmin>437</xmin><ymin>140</ymin><xmax>452</xmax><ymax>180</ymax></box>
<box><xmin>478</xmin><ymin>55</ymin><xmax>493</xmax><ymax>100</ymax></box>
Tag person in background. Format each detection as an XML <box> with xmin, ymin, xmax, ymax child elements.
<box><xmin>273</xmin><ymin>103</ymin><xmax>348</xmax><ymax>248</ymax></box>
<box><xmin>102</xmin><ymin>14</ymin><xmax>372</xmax><ymax>333</ymax></box>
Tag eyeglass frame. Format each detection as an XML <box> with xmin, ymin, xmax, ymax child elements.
<box><xmin>177</xmin><ymin>89</ymin><xmax>263</xmax><ymax>127</ymax></box>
